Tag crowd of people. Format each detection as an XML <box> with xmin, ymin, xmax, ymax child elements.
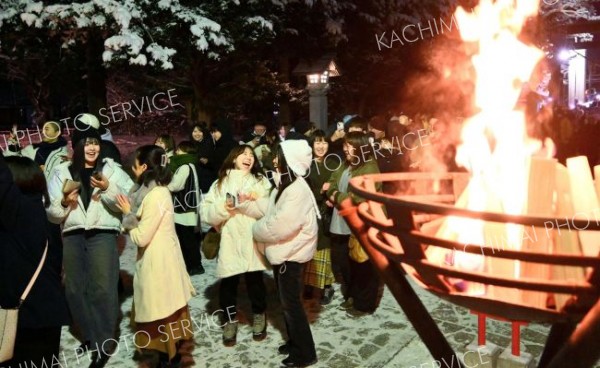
<box><xmin>0</xmin><ymin>111</ymin><xmax>451</xmax><ymax>368</ymax></box>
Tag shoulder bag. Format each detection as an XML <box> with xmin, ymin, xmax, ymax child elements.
<box><xmin>0</xmin><ymin>244</ymin><xmax>48</xmax><ymax>363</ymax></box>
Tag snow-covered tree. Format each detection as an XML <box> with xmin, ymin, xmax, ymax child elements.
<box><xmin>0</xmin><ymin>0</ymin><xmax>353</xmax><ymax>126</ymax></box>
<box><xmin>0</xmin><ymin>0</ymin><xmax>275</xmax><ymax>69</ymax></box>
<box><xmin>0</xmin><ymin>0</ymin><xmax>276</xmax><ymax>124</ymax></box>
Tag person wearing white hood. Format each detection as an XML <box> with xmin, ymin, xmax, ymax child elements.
<box><xmin>240</xmin><ymin>139</ymin><xmax>319</xmax><ymax>367</ymax></box>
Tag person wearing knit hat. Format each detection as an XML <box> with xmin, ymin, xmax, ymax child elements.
<box><xmin>73</xmin><ymin>113</ymin><xmax>114</xmax><ymax>142</ymax></box>
<box><xmin>71</xmin><ymin>124</ymin><xmax>102</xmax><ymax>148</ymax></box>
<box><xmin>46</xmin><ymin>116</ymin><xmax>134</xmax><ymax>367</ymax></box>
<box><xmin>71</xmin><ymin>113</ymin><xmax>122</xmax><ymax>164</ymax></box>
<box><xmin>248</xmin><ymin>139</ymin><xmax>319</xmax><ymax>367</ymax></box>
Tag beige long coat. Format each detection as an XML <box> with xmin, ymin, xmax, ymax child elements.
<box><xmin>129</xmin><ymin>186</ymin><xmax>196</xmax><ymax>322</ymax></box>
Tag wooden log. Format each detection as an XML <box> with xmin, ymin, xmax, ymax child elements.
<box><xmin>452</xmin><ymin>172</ymin><xmax>470</xmax><ymax>201</ymax></box>
<box><xmin>483</xmin><ymin>189</ymin><xmax>520</xmax><ymax>302</ymax></box>
<box><xmin>552</xmin><ymin>163</ymin><xmax>585</xmax><ymax>310</ymax></box>
<box><xmin>519</xmin><ymin>157</ymin><xmax>556</xmax><ymax>308</ymax></box>
<box><xmin>566</xmin><ymin>156</ymin><xmax>600</xmax><ymax>257</ymax></box>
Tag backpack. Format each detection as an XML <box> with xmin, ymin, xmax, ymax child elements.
<box><xmin>173</xmin><ymin>164</ymin><xmax>202</xmax><ymax>221</ymax></box>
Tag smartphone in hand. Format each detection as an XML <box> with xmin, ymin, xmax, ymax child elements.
<box><xmin>226</xmin><ymin>193</ymin><xmax>237</xmax><ymax>208</ymax></box>
<box><xmin>92</xmin><ymin>171</ymin><xmax>102</xmax><ymax>180</ymax></box>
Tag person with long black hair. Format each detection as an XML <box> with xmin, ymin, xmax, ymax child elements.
<box><xmin>243</xmin><ymin>140</ymin><xmax>319</xmax><ymax>367</ymax></box>
<box><xmin>116</xmin><ymin>145</ymin><xmax>195</xmax><ymax>367</ymax></box>
<box><xmin>0</xmin><ymin>154</ymin><xmax>70</xmax><ymax>368</ymax></box>
<box><xmin>46</xmin><ymin>128</ymin><xmax>134</xmax><ymax>368</ymax></box>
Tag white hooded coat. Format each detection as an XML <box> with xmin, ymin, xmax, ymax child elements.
<box><xmin>248</xmin><ymin>178</ymin><xmax>318</xmax><ymax>265</ymax></box>
<box><xmin>246</xmin><ymin>139</ymin><xmax>319</xmax><ymax>265</ymax></box>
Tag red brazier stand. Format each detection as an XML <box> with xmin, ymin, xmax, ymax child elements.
<box><xmin>339</xmin><ymin>172</ymin><xmax>600</xmax><ymax>368</ymax></box>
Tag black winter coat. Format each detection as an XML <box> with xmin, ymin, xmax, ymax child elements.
<box><xmin>211</xmin><ymin>138</ymin><xmax>239</xmax><ymax>172</ymax></box>
<box><xmin>194</xmin><ymin>138</ymin><xmax>217</xmax><ymax>193</ymax></box>
<box><xmin>0</xmin><ymin>153</ymin><xmax>70</xmax><ymax>328</ymax></box>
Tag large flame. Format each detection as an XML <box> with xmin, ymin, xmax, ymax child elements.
<box><xmin>448</xmin><ymin>0</ymin><xmax>546</xmax><ymax>293</ymax></box>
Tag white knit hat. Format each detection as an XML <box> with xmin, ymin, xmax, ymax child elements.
<box><xmin>280</xmin><ymin>140</ymin><xmax>312</xmax><ymax>177</ymax></box>
<box><xmin>77</xmin><ymin>113</ymin><xmax>100</xmax><ymax>129</ymax></box>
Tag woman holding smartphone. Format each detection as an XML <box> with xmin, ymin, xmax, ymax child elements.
<box><xmin>46</xmin><ymin>128</ymin><xmax>134</xmax><ymax>368</ymax></box>
<box><xmin>243</xmin><ymin>139</ymin><xmax>319</xmax><ymax>367</ymax></box>
<box><xmin>200</xmin><ymin>145</ymin><xmax>271</xmax><ymax>346</ymax></box>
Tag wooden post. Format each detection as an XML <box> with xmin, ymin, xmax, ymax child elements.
<box><xmin>520</xmin><ymin>157</ymin><xmax>556</xmax><ymax>308</ymax></box>
<box><xmin>552</xmin><ymin>163</ymin><xmax>585</xmax><ymax>310</ymax></box>
<box><xmin>566</xmin><ymin>156</ymin><xmax>600</xmax><ymax>257</ymax></box>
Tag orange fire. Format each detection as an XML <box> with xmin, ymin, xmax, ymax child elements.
<box><xmin>446</xmin><ymin>0</ymin><xmax>547</xmax><ymax>294</ymax></box>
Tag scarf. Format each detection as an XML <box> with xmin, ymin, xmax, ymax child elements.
<box><xmin>168</xmin><ymin>153</ymin><xmax>197</xmax><ymax>173</ymax></box>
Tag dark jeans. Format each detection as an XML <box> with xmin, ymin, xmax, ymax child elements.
<box><xmin>330</xmin><ymin>234</ymin><xmax>350</xmax><ymax>297</ymax></box>
<box><xmin>274</xmin><ymin>262</ymin><xmax>317</xmax><ymax>362</ymax></box>
<box><xmin>2</xmin><ymin>326</ymin><xmax>62</xmax><ymax>368</ymax></box>
<box><xmin>219</xmin><ymin>271</ymin><xmax>266</xmax><ymax>316</ymax></box>
<box><xmin>62</xmin><ymin>232</ymin><xmax>119</xmax><ymax>349</ymax></box>
<box><xmin>175</xmin><ymin>223</ymin><xmax>202</xmax><ymax>270</ymax></box>
<box><xmin>348</xmin><ymin>258</ymin><xmax>383</xmax><ymax>313</ymax></box>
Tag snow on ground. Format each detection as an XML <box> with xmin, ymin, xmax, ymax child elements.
<box><xmin>58</xmin><ymin>234</ymin><xmax>555</xmax><ymax>368</ymax></box>
<box><xmin>54</xmin><ymin>135</ymin><xmax>594</xmax><ymax>368</ymax></box>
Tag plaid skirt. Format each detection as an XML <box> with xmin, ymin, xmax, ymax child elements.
<box><xmin>304</xmin><ymin>248</ymin><xmax>335</xmax><ymax>289</ymax></box>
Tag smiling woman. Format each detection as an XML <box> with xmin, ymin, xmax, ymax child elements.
<box><xmin>46</xmin><ymin>128</ymin><xmax>134</xmax><ymax>368</ymax></box>
<box><xmin>200</xmin><ymin>144</ymin><xmax>272</xmax><ymax>347</ymax></box>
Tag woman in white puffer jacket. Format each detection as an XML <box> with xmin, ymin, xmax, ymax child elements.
<box><xmin>200</xmin><ymin>144</ymin><xmax>271</xmax><ymax>347</ymax></box>
<box><xmin>242</xmin><ymin>140</ymin><xmax>320</xmax><ymax>368</ymax></box>
<box><xmin>46</xmin><ymin>128</ymin><xmax>133</xmax><ymax>368</ymax></box>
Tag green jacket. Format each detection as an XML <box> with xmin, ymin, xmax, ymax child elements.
<box><xmin>326</xmin><ymin>159</ymin><xmax>381</xmax><ymax>207</ymax></box>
